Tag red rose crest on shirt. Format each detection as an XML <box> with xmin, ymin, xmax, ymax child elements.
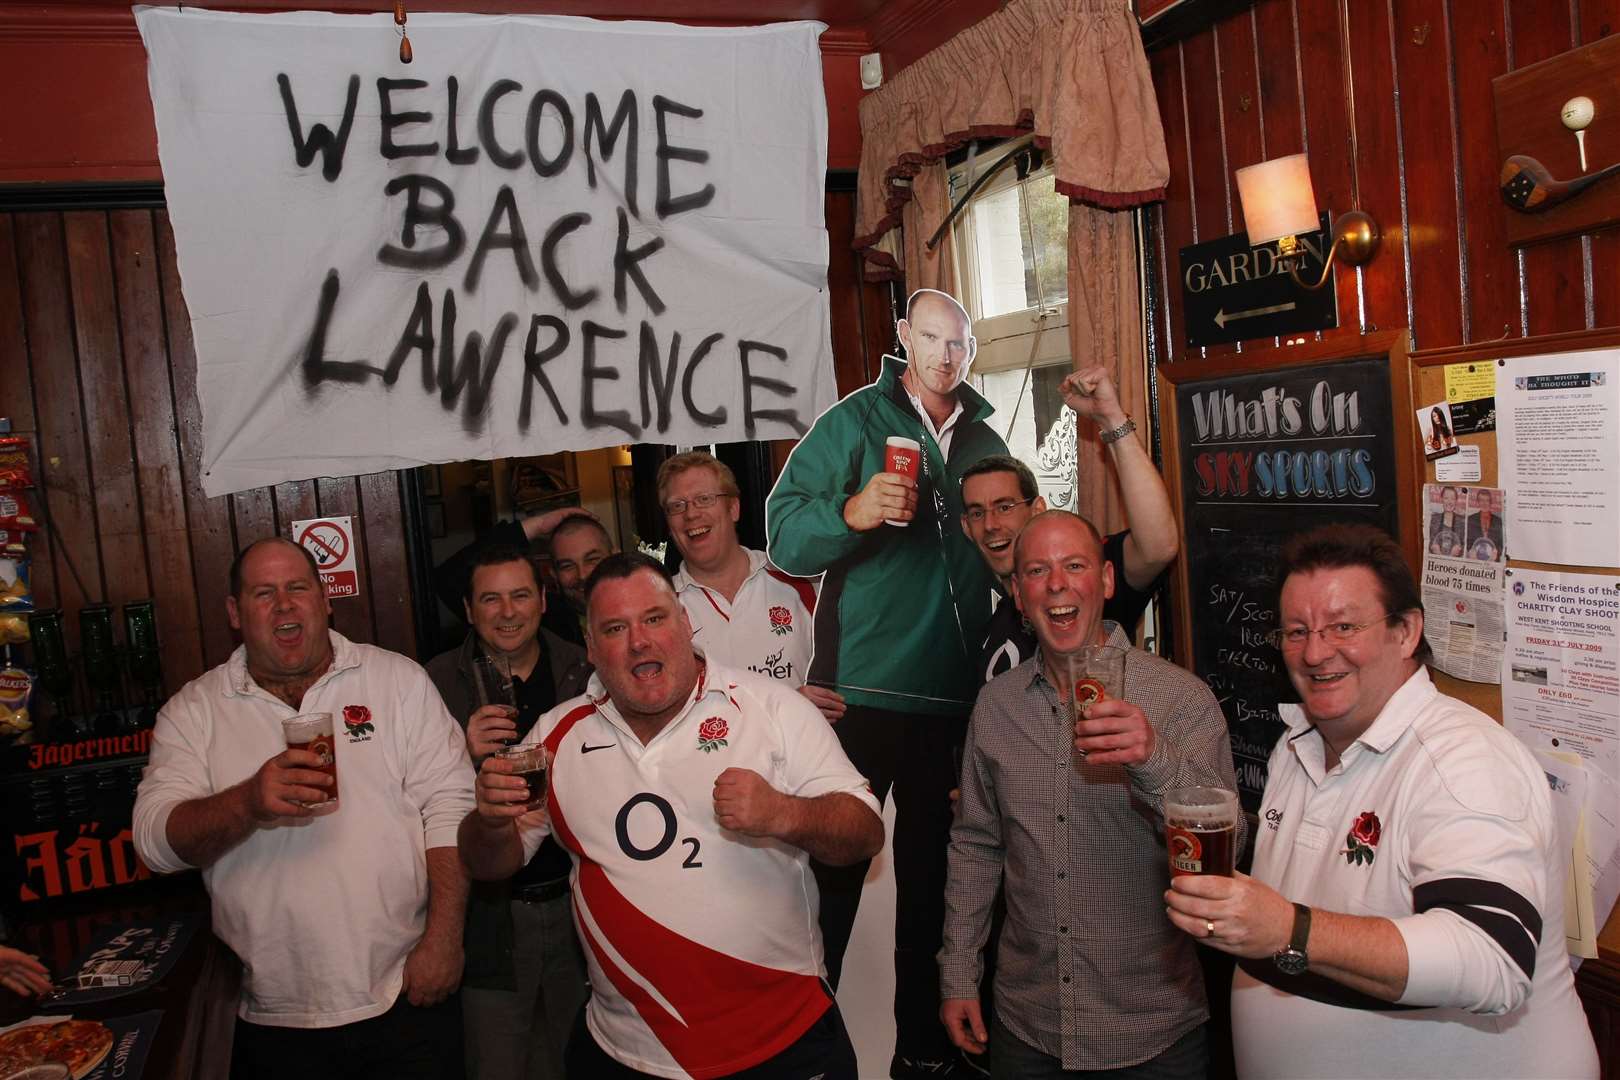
<box><xmin>1342</xmin><ymin>810</ymin><xmax>1381</xmax><ymax>866</ymax></box>
<box><xmin>342</xmin><ymin>704</ymin><xmax>375</xmax><ymax>741</ymax></box>
<box><xmin>697</xmin><ymin>716</ymin><xmax>729</xmax><ymax>753</ymax></box>
<box><xmin>768</xmin><ymin>605</ymin><xmax>793</xmax><ymax>635</ymax></box>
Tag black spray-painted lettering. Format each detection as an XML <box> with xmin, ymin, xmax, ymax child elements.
<box><xmin>479</xmin><ymin>79</ymin><xmax>525</xmax><ymax>169</ymax></box>
<box><xmin>526</xmin><ymin>89</ymin><xmax>574</xmax><ymax>177</ymax></box>
<box><xmin>465</xmin><ymin>186</ymin><xmax>538</xmax><ymax>294</ymax></box>
<box><xmin>520</xmin><ymin>316</ymin><xmax>570</xmax><ymax>427</ymax></box>
<box><xmin>277</xmin><ymin>73</ymin><xmax>359</xmax><ymax>182</ymax></box>
<box><xmin>614</xmin><ymin>207</ymin><xmax>665</xmax><ymax>315</ymax></box>
<box><xmin>681</xmin><ymin>333</ymin><xmax>726</xmax><ymax>427</ymax></box>
<box><xmin>377</xmin><ymin>175</ymin><xmax>466</xmax><ymax>270</ymax></box>
<box><xmin>584</xmin><ymin>90</ymin><xmax>638</xmax><ymax>218</ymax></box>
<box><xmin>582</xmin><ymin>321</ymin><xmax>638</xmax><ymax>438</ymax></box>
<box><xmin>377</xmin><ymin>78</ymin><xmax>438</xmax><ymax>159</ymax></box>
<box><xmin>445</xmin><ymin>77</ymin><xmax>479</xmax><ymax>165</ymax></box>
<box><xmin>541</xmin><ymin>213</ymin><xmax>597</xmax><ymax>310</ymax></box>
<box><xmin>653</xmin><ymin>95</ymin><xmax>716</xmax><ymax>219</ymax></box>
<box><xmin>739</xmin><ymin>339</ymin><xmax>806</xmax><ymax>436</ymax></box>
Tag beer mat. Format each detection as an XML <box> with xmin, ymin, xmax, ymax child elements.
<box><xmin>1447</xmin><ymin>396</ymin><xmax>1496</xmax><ymax>434</ymax></box>
<box><xmin>39</xmin><ymin>917</ymin><xmax>196</xmax><ymax>1007</ymax></box>
<box><xmin>78</xmin><ymin>1010</ymin><xmax>161</xmax><ymax>1080</ymax></box>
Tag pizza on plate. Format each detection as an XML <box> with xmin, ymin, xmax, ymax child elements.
<box><xmin>0</xmin><ymin>1019</ymin><xmax>113</xmax><ymax>1079</ymax></box>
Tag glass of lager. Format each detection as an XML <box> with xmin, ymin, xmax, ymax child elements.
<box><xmin>495</xmin><ymin>744</ymin><xmax>549</xmax><ymax>811</ymax></box>
<box><xmin>281</xmin><ymin>711</ymin><xmax>339</xmax><ymax>808</ymax></box>
<box><xmin>1165</xmin><ymin>786</ymin><xmax>1238</xmax><ymax>877</ymax></box>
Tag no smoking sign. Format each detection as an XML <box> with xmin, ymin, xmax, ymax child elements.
<box><xmin>290</xmin><ymin>516</ymin><xmax>361</xmax><ymax>599</ymax></box>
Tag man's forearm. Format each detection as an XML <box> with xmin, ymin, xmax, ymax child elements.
<box><xmin>164</xmin><ymin>783</ymin><xmax>259</xmax><ymax>868</ymax></box>
<box><xmin>456</xmin><ymin>811</ymin><xmax>527</xmax><ymax>881</ymax></box>
<box><xmin>421</xmin><ymin>845</ymin><xmax>469</xmax><ymax>941</ymax></box>
<box><xmin>774</xmin><ymin>793</ymin><xmax>882</xmax><ymax>865</ymax></box>
<box><xmin>1303</xmin><ymin>908</ymin><xmax>1409</xmax><ymax>1001</ymax></box>
<box><xmin>1104</xmin><ymin>421</ymin><xmax>1178</xmax><ymax>590</ymax></box>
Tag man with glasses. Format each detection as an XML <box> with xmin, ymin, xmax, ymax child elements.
<box><xmin>1165</xmin><ymin>524</ymin><xmax>1597</xmax><ymax>1079</ymax></box>
<box><xmin>962</xmin><ymin>367</ymin><xmax>1177</xmax><ymax>685</ymax></box>
<box><xmin>767</xmin><ymin>288</ymin><xmax>1008</xmax><ymax>1078</ymax></box>
<box><xmin>658</xmin><ymin>451</ymin><xmax>843</xmax><ymax>722</ymax></box>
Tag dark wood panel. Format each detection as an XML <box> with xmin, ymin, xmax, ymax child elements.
<box><xmin>229</xmin><ymin>490</ymin><xmax>276</xmax><ymax>553</ymax></box>
<box><xmin>1393</xmin><ymin>0</ymin><xmax>1463</xmax><ymax>349</ymax></box>
<box><xmin>356</xmin><ymin>471</ymin><xmax>414</xmax><ymax>659</ymax></box>
<box><xmin>110</xmin><ymin>209</ymin><xmax>205</xmax><ymax>690</ymax></box>
<box><xmin>18</xmin><ymin>212</ymin><xmax>100</xmax><ymax>644</ymax></box>
<box><xmin>1152</xmin><ymin>45</ymin><xmax>1193</xmax><ymax>364</ymax></box>
<box><xmin>1252</xmin><ymin>0</ymin><xmax>1303</xmax><ymax>161</ymax></box>
<box><xmin>1579</xmin><ymin>0</ymin><xmax>1620</xmax><ymax>331</ymax></box>
<box><xmin>1182</xmin><ymin>29</ymin><xmax>1237</xmax><ymax>361</ymax></box>
<box><xmin>1343</xmin><ymin>0</ymin><xmax>1406</xmax><ymax>335</ymax></box>
<box><xmin>273</xmin><ymin>481</ymin><xmax>319</xmax><ymax>535</ymax></box>
<box><xmin>0</xmin><ymin>217</ymin><xmax>38</xmax><ymax>434</ymax></box>
<box><xmin>156</xmin><ymin>211</ymin><xmax>237</xmax><ymax>671</ymax></box>
<box><xmin>1508</xmin><ymin>0</ymin><xmax>1588</xmax><ymax>337</ymax></box>
<box><xmin>1294</xmin><ymin>0</ymin><xmax>1360</xmax><ymax>337</ymax></box>
<box><xmin>1453</xmin><ymin>0</ymin><xmax>1514</xmax><ymax>343</ymax></box>
<box><xmin>64</xmin><ymin>211</ymin><xmax>149</xmax><ymax>607</ymax></box>
<box><xmin>315</xmin><ymin>477</ymin><xmax>372</xmax><ymax>647</ymax></box>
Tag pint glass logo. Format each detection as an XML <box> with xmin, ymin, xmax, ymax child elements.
<box><xmin>696</xmin><ymin>716</ymin><xmax>729</xmax><ymax>753</ymax></box>
<box><xmin>1074</xmin><ymin>679</ymin><xmax>1106</xmax><ymax>707</ymax></box>
<box><xmin>1168</xmin><ymin>826</ymin><xmax>1204</xmax><ymax>874</ymax></box>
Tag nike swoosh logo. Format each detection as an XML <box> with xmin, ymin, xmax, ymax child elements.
<box><xmin>581</xmin><ymin>743</ymin><xmax>616</xmax><ymax>754</ymax></box>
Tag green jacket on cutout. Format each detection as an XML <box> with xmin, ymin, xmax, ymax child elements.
<box><xmin>766</xmin><ymin>354</ymin><xmax>1008</xmax><ymax>716</ymax></box>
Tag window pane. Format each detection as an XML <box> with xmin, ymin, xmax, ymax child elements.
<box><xmin>1024</xmin><ymin>174</ymin><xmax>1069</xmax><ymax>309</ymax></box>
<box><xmin>971</xmin><ymin>365</ymin><xmax>1077</xmax><ymax>509</ymax></box>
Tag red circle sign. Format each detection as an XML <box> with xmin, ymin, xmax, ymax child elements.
<box><xmin>297</xmin><ymin>520</ymin><xmax>350</xmax><ymax>567</ymax></box>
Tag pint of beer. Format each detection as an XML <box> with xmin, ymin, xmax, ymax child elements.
<box><xmin>496</xmin><ymin>744</ymin><xmax>549</xmax><ymax>811</ymax></box>
<box><xmin>281</xmin><ymin>711</ymin><xmax>339</xmax><ymax>806</ymax></box>
<box><xmin>1164</xmin><ymin>786</ymin><xmax>1238</xmax><ymax>877</ymax></box>
<box><xmin>883</xmin><ymin>437</ymin><xmax>922</xmax><ymax>527</ymax></box>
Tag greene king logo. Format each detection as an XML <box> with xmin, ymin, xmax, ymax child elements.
<box><xmin>892</xmin><ymin>451</ymin><xmax>914</xmax><ymax>472</ymax></box>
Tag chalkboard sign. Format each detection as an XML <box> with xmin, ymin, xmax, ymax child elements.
<box><xmin>1174</xmin><ymin>356</ymin><xmax>1401</xmax><ymax>807</ymax></box>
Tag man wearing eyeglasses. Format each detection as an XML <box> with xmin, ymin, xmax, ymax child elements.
<box><xmin>1164</xmin><ymin>524</ymin><xmax>1597</xmax><ymax>1079</ymax></box>
<box><xmin>766</xmin><ymin>288</ymin><xmax>1008</xmax><ymax>1079</ymax></box>
<box><xmin>658</xmin><ymin>451</ymin><xmax>843</xmax><ymax>723</ymax></box>
<box><xmin>962</xmin><ymin>368</ymin><xmax>1176</xmax><ymax>686</ymax></box>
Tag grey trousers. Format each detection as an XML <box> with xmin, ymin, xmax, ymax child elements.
<box><xmin>463</xmin><ymin>893</ymin><xmax>590</xmax><ymax>1080</ymax></box>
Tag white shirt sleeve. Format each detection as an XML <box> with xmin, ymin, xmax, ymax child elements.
<box><xmin>399</xmin><ymin>661</ymin><xmax>477</xmax><ymax>850</ymax></box>
<box><xmin>514</xmin><ymin>704</ymin><xmax>561</xmax><ymax>863</ymax></box>
<box><xmin>766</xmin><ymin>684</ymin><xmax>879</xmax><ymax>815</ymax></box>
<box><xmin>132</xmin><ymin>688</ymin><xmax>216</xmax><ymax>874</ymax></box>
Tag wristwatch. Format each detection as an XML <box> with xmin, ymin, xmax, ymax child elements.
<box><xmin>1098</xmin><ymin>416</ymin><xmax>1137</xmax><ymax>445</ymax></box>
<box><xmin>1273</xmin><ymin>902</ymin><xmax>1311</xmax><ymax>975</ymax></box>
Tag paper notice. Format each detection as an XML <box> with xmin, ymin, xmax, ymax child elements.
<box><xmin>1422</xmin><ymin>554</ymin><xmax>1504</xmax><ymax>682</ymax></box>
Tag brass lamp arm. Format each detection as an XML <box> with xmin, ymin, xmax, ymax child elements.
<box><xmin>1287</xmin><ymin>209</ymin><xmax>1379</xmax><ymax>291</ymax></box>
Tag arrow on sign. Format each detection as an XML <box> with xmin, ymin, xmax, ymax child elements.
<box><xmin>1214</xmin><ymin>302</ymin><xmax>1297</xmax><ymax>328</ymax></box>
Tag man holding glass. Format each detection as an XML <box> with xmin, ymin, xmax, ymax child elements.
<box><xmin>133</xmin><ymin>537</ymin><xmax>475</xmax><ymax>1079</ymax></box>
<box><xmin>1165</xmin><ymin>525</ymin><xmax>1597</xmax><ymax>1079</ymax></box>
<box><xmin>426</xmin><ymin>543</ymin><xmax>592</xmax><ymax>1080</ymax></box>
<box><xmin>940</xmin><ymin>511</ymin><xmax>1242</xmax><ymax>1079</ymax></box>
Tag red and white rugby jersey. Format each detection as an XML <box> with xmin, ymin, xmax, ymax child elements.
<box><xmin>516</xmin><ymin>661</ymin><xmax>876</xmax><ymax>1079</ymax></box>
<box><xmin>673</xmin><ymin>548</ymin><xmax>817</xmax><ymax>687</ymax></box>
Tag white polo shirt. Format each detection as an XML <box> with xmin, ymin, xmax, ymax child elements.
<box><xmin>132</xmin><ymin>632</ymin><xmax>475</xmax><ymax>1027</ymax></box>
<box><xmin>516</xmin><ymin>661</ymin><xmax>877</xmax><ymax>1079</ymax></box>
<box><xmin>672</xmin><ymin>548</ymin><xmax>816</xmax><ymax>687</ymax></box>
<box><xmin>1232</xmin><ymin>667</ymin><xmax>1597</xmax><ymax>1078</ymax></box>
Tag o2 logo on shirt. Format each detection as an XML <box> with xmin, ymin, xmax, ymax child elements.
<box><xmin>616</xmin><ymin>793</ymin><xmax>704</xmax><ymax>869</ymax></box>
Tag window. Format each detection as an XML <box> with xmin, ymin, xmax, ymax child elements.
<box><xmin>950</xmin><ymin>140</ymin><xmax>1076</xmax><ymax>510</ymax></box>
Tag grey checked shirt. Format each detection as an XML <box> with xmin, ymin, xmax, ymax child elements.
<box><xmin>939</xmin><ymin>623</ymin><xmax>1246</xmax><ymax>1071</ymax></box>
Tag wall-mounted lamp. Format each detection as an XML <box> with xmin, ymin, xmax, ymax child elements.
<box><xmin>1234</xmin><ymin>153</ymin><xmax>1380</xmax><ymax>290</ymax></box>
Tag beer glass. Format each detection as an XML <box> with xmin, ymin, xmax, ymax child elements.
<box><xmin>1068</xmin><ymin>645</ymin><xmax>1126</xmax><ymax>712</ymax></box>
<box><xmin>883</xmin><ymin>437</ymin><xmax>922</xmax><ymax>527</ymax></box>
<box><xmin>281</xmin><ymin>711</ymin><xmax>339</xmax><ymax>807</ymax></box>
<box><xmin>473</xmin><ymin>653</ymin><xmax>519</xmax><ymax>744</ymax></box>
<box><xmin>1165</xmin><ymin>786</ymin><xmax>1239</xmax><ymax>877</ymax></box>
<box><xmin>495</xmin><ymin>744</ymin><xmax>549</xmax><ymax>811</ymax></box>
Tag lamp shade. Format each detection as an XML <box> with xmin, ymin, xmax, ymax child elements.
<box><xmin>1235</xmin><ymin>153</ymin><xmax>1319</xmax><ymax>245</ymax></box>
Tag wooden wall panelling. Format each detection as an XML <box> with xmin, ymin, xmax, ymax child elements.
<box><xmin>1579</xmin><ymin>0</ymin><xmax>1620</xmax><ymax>332</ymax></box>
<box><xmin>1294</xmin><ymin>0</ymin><xmax>1361</xmax><ymax>338</ymax></box>
<box><xmin>1216</xmin><ymin>9</ymin><xmax>1271</xmax><ymax>341</ymax></box>
<box><xmin>1150</xmin><ymin>45</ymin><xmax>1193</xmax><ymax>364</ymax></box>
<box><xmin>18</xmin><ymin>213</ymin><xmax>102</xmax><ymax>650</ymax></box>
<box><xmin>1393</xmin><ymin>0</ymin><xmax>1464</xmax><ymax>348</ymax></box>
<box><xmin>157</xmin><ymin>211</ymin><xmax>238</xmax><ymax>671</ymax></box>
<box><xmin>229</xmin><ymin>490</ymin><xmax>276</xmax><ymax>554</ymax></box>
<box><xmin>314</xmin><ymin>477</ymin><xmax>372</xmax><ymax>647</ymax></box>
<box><xmin>1343</xmin><ymin>0</ymin><xmax>1408</xmax><ymax>336</ymax></box>
<box><xmin>1453</xmin><ymin>2</ymin><xmax>1513</xmax><ymax>344</ymax></box>
<box><xmin>1252</xmin><ymin>0</ymin><xmax>1304</xmax><ymax>163</ymax></box>
<box><xmin>357</xmin><ymin>470</ymin><xmax>414</xmax><ymax>658</ymax></box>
<box><xmin>64</xmin><ymin>211</ymin><xmax>150</xmax><ymax>610</ymax></box>
<box><xmin>273</xmin><ymin>481</ymin><xmax>318</xmax><ymax>532</ymax></box>
<box><xmin>1508</xmin><ymin>0</ymin><xmax>1588</xmax><ymax>337</ymax></box>
<box><xmin>110</xmin><ymin>209</ymin><xmax>205</xmax><ymax>690</ymax></box>
<box><xmin>1183</xmin><ymin>29</ymin><xmax>1239</xmax><ymax>362</ymax></box>
<box><xmin>0</xmin><ymin>218</ymin><xmax>38</xmax><ymax>434</ymax></box>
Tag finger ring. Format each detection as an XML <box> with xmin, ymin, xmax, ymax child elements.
<box><xmin>1205</xmin><ymin>920</ymin><xmax>1216</xmax><ymax>936</ymax></box>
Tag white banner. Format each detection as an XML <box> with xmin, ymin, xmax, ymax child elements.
<box><xmin>137</xmin><ymin>8</ymin><xmax>837</xmax><ymax>496</ymax></box>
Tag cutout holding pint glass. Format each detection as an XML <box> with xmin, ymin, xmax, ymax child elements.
<box><xmin>281</xmin><ymin>711</ymin><xmax>338</xmax><ymax>808</ymax></box>
<box><xmin>495</xmin><ymin>744</ymin><xmax>550</xmax><ymax>812</ymax></box>
<box><xmin>1165</xmin><ymin>786</ymin><xmax>1239</xmax><ymax>877</ymax></box>
<box><xmin>883</xmin><ymin>437</ymin><xmax>921</xmax><ymax>526</ymax></box>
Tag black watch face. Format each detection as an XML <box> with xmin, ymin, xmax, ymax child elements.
<box><xmin>1274</xmin><ymin>949</ymin><xmax>1308</xmax><ymax>976</ymax></box>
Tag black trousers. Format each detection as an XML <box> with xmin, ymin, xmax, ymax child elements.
<box><xmin>231</xmin><ymin>993</ymin><xmax>463</xmax><ymax>1080</ymax></box>
<box><xmin>563</xmin><ymin>1001</ymin><xmax>857</xmax><ymax>1079</ymax></box>
<box><xmin>813</xmin><ymin>703</ymin><xmax>966</xmax><ymax>1061</ymax></box>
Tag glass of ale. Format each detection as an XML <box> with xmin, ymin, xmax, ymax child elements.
<box><xmin>281</xmin><ymin>711</ymin><xmax>338</xmax><ymax>808</ymax></box>
<box><xmin>495</xmin><ymin>744</ymin><xmax>549</xmax><ymax>811</ymax></box>
<box><xmin>1165</xmin><ymin>786</ymin><xmax>1238</xmax><ymax>877</ymax></box>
